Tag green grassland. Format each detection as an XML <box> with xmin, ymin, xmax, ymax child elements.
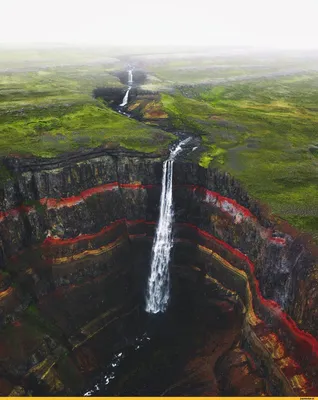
<box><xmin>143</xmin><ymin>51</ymin><xmax>318</xmax><ymax>86</ymax></box>
<box><xmin>149</xmin><ymin>65</ymin><xmax>270</xmax><ymax>85</ymax></box>
<box><xmin>0</xmin><ymin>63</ymin><xmax>174</xmax><ymax>157</ymax></box>
<box><xmin>160</xmin><ymin>73</ymin><xmax>318</xmax><ymax>240</ymax></box>
<box><xmin>1</xmin><ymin>47</ymin><xmax>318</xmax><ymax>240</ymax></box>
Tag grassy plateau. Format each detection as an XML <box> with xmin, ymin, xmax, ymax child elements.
<box><xmin>157</xmin><ymin>73</ymin><xmax>318</xmax><ymax>241</ymax></box>
<box><xmin>1</xmin><ymin>46</ymin><xmax>318</xmax><ymax>240</ymax></box>
<box><xmin>0</xmin><ymin>48</ymin><xmax>175</xmax><ymax>157</ymax></box>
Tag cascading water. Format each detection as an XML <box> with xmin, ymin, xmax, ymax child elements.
<box><xmin>120</xmin><ymin>69</ymin><xmax>133</xmax><ymax>107</ymax></box>
<box><xmin>145</xmin><ymin>137</ymin><xmax>192</xmax><ymax>314</ymax></box>
<box><xmin>128</xmin><ymin>69</ymin><xmax>133</xmax><ymax>84</ymax></box>
<box><xmin>120</xmin><ymin>87</ymin><xmax>131</xmax><ymax>107</ymax></box>
<box><xmin>118</xmin><ymin>66</ymin><xmax>193</xmax><ymax>313</ymax></box>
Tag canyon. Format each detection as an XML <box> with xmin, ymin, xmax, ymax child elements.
<box><xmin>0</xmin><ymin>63</ymin><xmax>317</xmax><ymax>396</ymax></box>
<box><xmin>0</xmin><ymin>143</ymin><xmax>317</xmax><ymax>395</ymax></box>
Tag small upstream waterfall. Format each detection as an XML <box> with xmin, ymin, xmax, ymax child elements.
<box><xmin>145</xmin><ymin>137</ymin><xmax>192</xmax><ymax>314</ymax></box>
<box><xmin>120</xmin><ymin>69</ymin><xmax>133</xmax><ymax>107</ymax></box>
<box><xmin>128</xmin><ymin>69</ymin><xmax>133</xmax><ymax>84</ymax></box>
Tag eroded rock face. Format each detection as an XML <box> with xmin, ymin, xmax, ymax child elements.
<box><xmin>92</xmin><ymin>87</ymin><xmax>127</xmax><ymax>105</ymax></box>
<box><xmin>0</xmin><ymin>150</ymin><xmax>317</xmax><ymax>395</ymax></box>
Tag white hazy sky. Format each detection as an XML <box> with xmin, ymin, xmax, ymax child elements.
<box><xmin>1</xmin><ymin>0</ymin><xmax>318</xmax><ymax>49</ymax></box>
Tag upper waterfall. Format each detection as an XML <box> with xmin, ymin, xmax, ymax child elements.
<box><xmin>145</xmin><ymin>137</ymin><xmax>192</xmax><ymax>314</ymax></box>
<box><xmin>128</xmin><ymin>69</ymin><xmax>133</xmax><ymax>84</ymax></box>
<box><xmin>119</xmin><ymin>69</ymin><xmax>133</xmax><ymax>107</ymax></box>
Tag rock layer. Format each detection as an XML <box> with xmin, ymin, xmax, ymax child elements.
<box><xmin>0</xmin><ymin>150</ymin><xmax>317</xmax><ymax>395</ymax></box>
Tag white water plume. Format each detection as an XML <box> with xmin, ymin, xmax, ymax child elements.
<box><xmin>145</xmin><ymin>137</ymin><xmax>191</xmax><ymax>314</ymax></box>
<box><xmin>119</xmin><ymin>86</ymin><xmax>131</xmax><ymax>107</ymax></box>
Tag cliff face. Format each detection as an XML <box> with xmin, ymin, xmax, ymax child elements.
<box><xmin>0</xmin><ymin>150</ymin><xmax>317</xmax><ymax>395</ymax></box>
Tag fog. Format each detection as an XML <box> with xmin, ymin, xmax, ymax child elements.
<box><xmin>1</xmin><ymin>0</ymin><xmax>318</xmax><ymax>50</ymax></box>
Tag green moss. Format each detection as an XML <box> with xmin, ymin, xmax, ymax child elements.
<box><xmin>283</xmin><ymin>215</ymin><xmax>318</xmax><ymax>241</ymax></box>
<box><xmin>160</xmin><ymin>73</ymin><xmax>318</xmax><ymax>240</ymax></box>
<box><xmin>199</xmin><ymin>145</ymin><xmax>226</xmax><ymax>167</ymax></box>
<box><xmin>0</xmin><ymin>101</ymin><xmax>174</xmax><ymax>156</ymax></box>
<box><xmin>150</xmin><ymin>63</ymin><xmax>274</xmax><ymax>85</ymax></box>
<box><xmin>0</xmin><ymin>65</ymin><xmax>174</xmax><ymax>156</ymax></box>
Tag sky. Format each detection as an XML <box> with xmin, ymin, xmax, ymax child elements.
<box><xmin>1</xmin><ymin>0</ymin><xmax>318</xmax><ymax>49</ymax></box>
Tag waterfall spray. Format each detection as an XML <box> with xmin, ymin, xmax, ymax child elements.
<box><xmin>145</xmin><ymin>137</ymin><xmax>191</xmax><ymax>314</ymax></box>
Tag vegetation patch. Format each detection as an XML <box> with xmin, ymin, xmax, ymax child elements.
<box><xmin>160</xmin><ymin>73</ymin><xmax>318</xmax><ymax>240</ymax></box>
<box><xmin>0</xmin><ymin>67</ymin><xmax>174</xmax><ymax>156</ymax></box>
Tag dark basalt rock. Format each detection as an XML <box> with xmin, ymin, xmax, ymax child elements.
<box><xmin>93</xmin><ymin>87</ymin><xmax>158</xmax><ymax>109</ymax></box>
<box><xmin>92</xmin><ymin>87</ymin><xmax>126</xmax><ymax>104</ymax></box>
<box><xmin>0</xmin><ymin>150</ymin><xmax>317</xmax><ymax>395</ymax></box>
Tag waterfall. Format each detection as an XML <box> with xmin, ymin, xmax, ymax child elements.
<box><xmin>120</xmin><ymin>87</ymin><xmax>131</xmax><ymax>107</ymax></box>
<box><xmin>119</xmin><ymin>69</ymin><xmax>133</xmax><ymax>107</ymax></box>
<box><xmin>145</xmin><ymin>137</ymin><xmax>192</xmax><ymax>314</ymax></box>
<box><xmin>128</xmin><ymin>69</ymin><xmax>133</xmax><ymax>84</ymax></box>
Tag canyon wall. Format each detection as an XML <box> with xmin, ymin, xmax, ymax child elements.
<box><xmin>0</xmin><ymin>150</ymin><xmax>317</xmax><ymax>395</ymax></box>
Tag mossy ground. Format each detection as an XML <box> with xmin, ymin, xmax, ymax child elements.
<box><xmin>0</xmin><ymin>64</ymin><xmax>174</xmax><ymax>157</ymax></box>
<box><xmin>144</xmin><ymin>53</ymin><xmax>318</xmax><ymax>86</ymax></box>
<box><xmin>159</xmin><ymin>73</ymin><xmax>318</xmax><ymax>240</ymax></box>
<box><xmin>0</xmin><ymin>100</ymin><xmax>174</xmax><ymax>157</ymax></box>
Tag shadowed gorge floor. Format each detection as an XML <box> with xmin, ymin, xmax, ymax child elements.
<box><xmin>82</xmin><ymin>279</ymin><xmax>243</xmax><ymax>396</ymax></box>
